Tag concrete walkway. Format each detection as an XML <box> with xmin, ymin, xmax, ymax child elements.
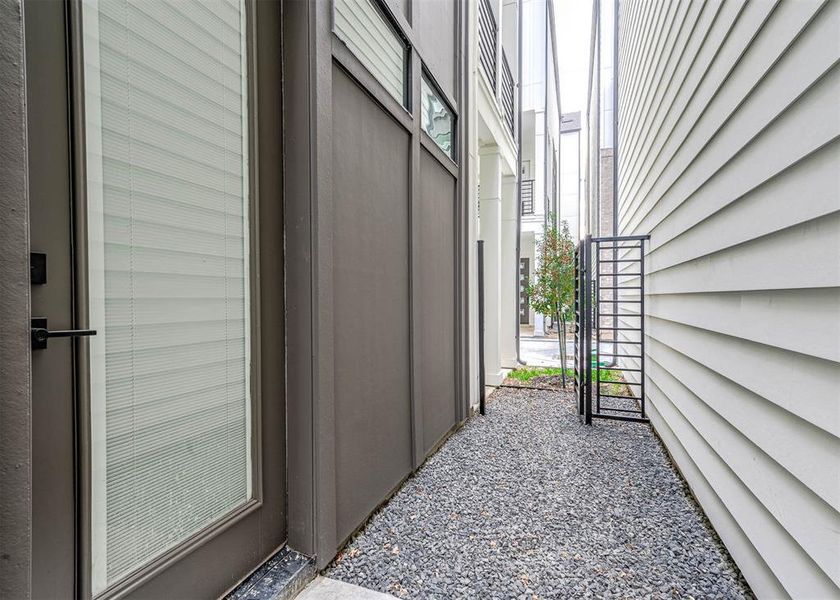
<box><xmin>296</xmin><ymin>577</ymin><xmax>398</xmax><ymax>600</ymax></box>
<box><xmin>520</xmin><ymin>335</ymin><xmax>566</xmax><ymax>366</ymax></box>
<box><xmin>325</xmin><ymin>387</ymin><xmax>752</xmax><ymax>599</ymax></box>
<box><xmin>520</xmin><ymin>335</ymin><xmax>627</xmax><ymax>369</ymax></box>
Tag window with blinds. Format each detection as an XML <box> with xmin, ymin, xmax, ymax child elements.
<box><xmin>333</xmin><ymin>0</ymin><xmax>408</xmax><ymax>106</ymax></box>
<box><xmin>81</xmin><ymin>0</ymin><xmax>252</xmax><ymax>592</ymax></box>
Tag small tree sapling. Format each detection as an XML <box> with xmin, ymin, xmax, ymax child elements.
<box><xmin>527</xmin><ymin>219</ymin><xmax>576</xmax><ymax>386</ymax></box>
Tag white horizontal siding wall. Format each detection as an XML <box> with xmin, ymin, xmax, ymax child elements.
<box><xmin>616</xmin><ymin>0</ymin><xmax>840</xmax><ymax>597</ymax></box>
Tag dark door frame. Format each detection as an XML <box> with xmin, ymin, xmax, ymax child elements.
<box><xmin>22</xmin><ymin>1</ymin><xmax>287</xmax><ymax>597</ymax></box>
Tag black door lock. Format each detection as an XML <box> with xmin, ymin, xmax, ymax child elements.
<box><xmin>31</xmin><ymin>317</ymin><xmax>96</xmax><ymax>350</ymax></box>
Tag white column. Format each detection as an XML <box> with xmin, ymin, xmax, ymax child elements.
<box><xmin>479</xmin><ymin>148</ymin><xmax>503</xmax><ymax>385</ymax></box>
<box><xmin>467</xmin><ymin>0</ymin><xmax>480</xmax><ymax>409</ymax></box>
<box><xmin>468</xmin><ymin>143</ymin><xmax>480</xmax><ymax>408</ymax></box>
<box><xmin>500</xmin><ymin>176</ymin><xmax>518</xmax><ymax>368</ymax></box>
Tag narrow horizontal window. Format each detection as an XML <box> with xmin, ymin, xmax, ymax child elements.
<box><xmin>421</xmin><ymin>75</ymin><xmax>455</xmax><ymax>160</ymax></box>
<box><xmin>333</xmin><ymin>0</ymin><xmax>408</xmax><ymax>107</ymax></box>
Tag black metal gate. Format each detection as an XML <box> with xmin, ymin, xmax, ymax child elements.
<box><xmin>574</xmin><ymin>235</ymin><xmax>650</xmax><ymax>425</ymax></box>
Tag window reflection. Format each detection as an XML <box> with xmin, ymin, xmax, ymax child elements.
<box><xmin>421</xmin><ymin>76</ymin><xmax>454</xmax><ymax>160</ymax></box>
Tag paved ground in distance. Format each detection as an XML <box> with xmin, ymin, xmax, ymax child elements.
<box><xmin>520</xmin><ymin>335</ymin><xmax>627</xmax><ymax>369</ymax></box>
<box><xmin>326</xmin><ymin>387</ymin><xmax>752</xmax><ymax>599</ymax></box>
<box><xmin>520</xmin><ymin>335</ymin><xmax>566</xmax><ymax>367</ymax></box>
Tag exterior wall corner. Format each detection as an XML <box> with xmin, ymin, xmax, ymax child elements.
<box><xmin>0</xmin><ymin>0</ymin><xmax>33</xmax><ymax>597</ymax></box>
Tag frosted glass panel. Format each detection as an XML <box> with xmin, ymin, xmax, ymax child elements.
<box><xmin>421</xmin><ymin>76</ymin><xmax>454</xmax><ymax>159</ymax></box>
<box><xmin>82</xmin><ymin>0</ymin><xmax>252</xmax><ymax>592</ymax></box>
<box><xmin>334</xmin><ymin>0</ymin><xmax>407</xmax><ymax>105</ymax></box>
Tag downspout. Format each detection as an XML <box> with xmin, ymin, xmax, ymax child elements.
<box><xmin>545</xmin><ymin>2</ymin><xmax>568</xmax><ymax>364</ymax></box>
<box><xmin>577</xmin><ymin>132</ymin><xmax>582</xmax><ymax>239</ymax></box>
<box><xmin>542</xmin><ymin>0</ymin><xmax>549</xmax><ymax>233</ymax></box>
<box><xmin>546</xmin><ymin>0</ymin><xmax>564</xmax><ymax>363</ymax></box>
<box><xmin>515</xmin><ymin>0</ymin><xmax>524</xmax><ymax>365</ymax></box>
<box><xmin>611</xmin><ymin>0</ymin><xmax>619</xmax><ymax>365</ymax></box>
<box><xmin>584</xmin><ymin>0</ymin><xmax>597</xmax><ymax>238</ymax></box>
<box><xmin>547</xmin><ymin>0</ymin><xmax>563</xmax><ymax>229</ymax></box>
<box><xmin>613</xmin><ymin>0</ymin><xmax>619</xmax><ymax>237</ymax></box>
<box><xmin>592</xmin><ymin>0</ymin><xmax>600</xmax><ymax>235</ymax></box>
<box><xmin>541</xmin><ymin>0</ymin><xmax>552</xmax><ymax>339</ymax></box>
<box><xmin>584</xmin><ymin>1</ymin><xmax>595</xmax><ymax>238</ymax></box>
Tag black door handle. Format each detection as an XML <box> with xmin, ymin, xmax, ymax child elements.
<box><xmin>31</xmin><ymin>317</ymin><xmax>97</xmax><ymax>350</ymax></box>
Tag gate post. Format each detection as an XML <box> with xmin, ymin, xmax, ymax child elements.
<box><xmin>582</xmin><ymin>235</ymin><xmax>593</xmax><ymax>424</ymax></box>
<box><xmin>478</xmin><ymin>240</ymin><xmax>486</xmax><ymax>416</ymax></box>
<box><xmin>574</xmin><ymin>242</ymin><xmax>583</xmax><ymax>419</ymax></box>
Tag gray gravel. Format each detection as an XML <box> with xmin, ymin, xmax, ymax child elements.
<box><xmin>326</xmin><ymin>387</ymin><xmax>753</xmax><ymax>599</ymax></box>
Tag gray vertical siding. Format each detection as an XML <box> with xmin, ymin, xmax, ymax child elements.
<box><xmin>617</xmin><ymin>1</ymin><xmax>840</xmax><ymax>597</ymax></box>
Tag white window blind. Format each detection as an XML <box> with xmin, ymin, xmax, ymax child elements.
<box><xmin>82</xmin><ymin>0</ymin><xmax>252</xmax><ymax>592</ymax></box>
<box><xmin>334</xmin><ymin>0</ymin><xmax>407</xmax><ymax>105</ymax></box>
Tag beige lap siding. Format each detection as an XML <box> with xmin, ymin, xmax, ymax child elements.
<box><xmin>616</xmin><ymin>0</ymin><xmax>840</xmax><ymax>597</ymax></box>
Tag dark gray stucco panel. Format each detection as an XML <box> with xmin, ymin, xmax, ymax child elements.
<box><xmin>455</xmin><ymin>0</ymin><xmax>470</xmax><ymax>427</ymax></box>
<box><xmin>285</xmin><ymin>0</ymin><xmax>341</xmax><ymax>568</ymax></box>
<box><xmin>331</xmin><ymin>65</ymin><xmax>413</xmax><ymax>543</ymax></box>
<box><xmin>284</xmin><ymin>0</ymin><xmax>318</xmax><ymax>559</ymax></box>
<box><xmin>283</xmin><ymin>0</ymin><xmax>469</xmax><ymax>570</ymax></box>
<box><xmin>0</xmin><ymin>0</ymin><xmax>32</xmax><ymax>598</ymax></box>
<box><xmin>418</xmin><ymin>149</ymin><xmax>457</xmax><ymax>453</ymax></box>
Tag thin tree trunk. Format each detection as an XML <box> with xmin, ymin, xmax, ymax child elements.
<box><xmin>556</xmin><ymin>310</ymin><xmax>567</xmax><ymax>387</ymax></box>
<box><xmin>561</xmin><ymin>313</ymin><xmax>569</xmax><ymax>388</ymax></box>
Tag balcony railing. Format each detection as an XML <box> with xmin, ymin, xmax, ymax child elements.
<box><xmin>500</xmin><ymin>51</ymin><xmax>515</xmax><ymax>135</ymax></box>
<box><xmin>478</xmin><ymin>0</ymin><xmax>497</xmax><ymax>92</ymax></box>
<box><xmin>521</xmin><ymin>179</ymin><xmax>534</xmax><ymax>215</ymax></box>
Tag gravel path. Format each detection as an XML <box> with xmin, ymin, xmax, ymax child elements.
<box><xmin>326</xmin><ymin>387</ymin><xmax>752</xmax><ymax>599</ymax></box>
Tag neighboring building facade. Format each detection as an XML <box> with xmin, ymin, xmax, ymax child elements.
<box><xmin>517</xmin><ymin>0</ymin><xmax>561</xmax><ymax>336</ymax></box>
<box><xmin>559</xmin><ymin>111</ymin><xmax>582</xmax><ymax>240</ymax></box>
<box><xmin>467</xmin><ymin>0</ymin><xmax>521</xmax><ymax>389</ymax></box>
<box><xmin>1</xmin><ymin>0</ymin><xmax>470</xmax><ymax>597</ymax></box>
<box><xmin>590</xmin><ymin>0</ymin><xmax>840</xmax><ymax>597</ymax></box>
<box><xmin>585</xmin><ymin>0</ymin><xmax>617</xmax><ymax>239</ymax></box>
<box><xmin>464</xmin><ymin>0</ymin><xmax>561</xmax><ymax>399</ymax></box>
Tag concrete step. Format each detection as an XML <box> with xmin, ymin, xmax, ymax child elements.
<box><xmin>295</xmin><ymin>577</ymin><xmax>398</xmax><ymax>600</ymax></box>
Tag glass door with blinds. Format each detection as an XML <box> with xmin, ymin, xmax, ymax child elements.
<box><xmin>82</xmin><ymin>0</ymin><xmax>256</xmax><ymax>593</ymax></box>
<box><xmin>26</xmin><ymin>0</ymin><xmax>285</xmax><ymax>597</ymax></box>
